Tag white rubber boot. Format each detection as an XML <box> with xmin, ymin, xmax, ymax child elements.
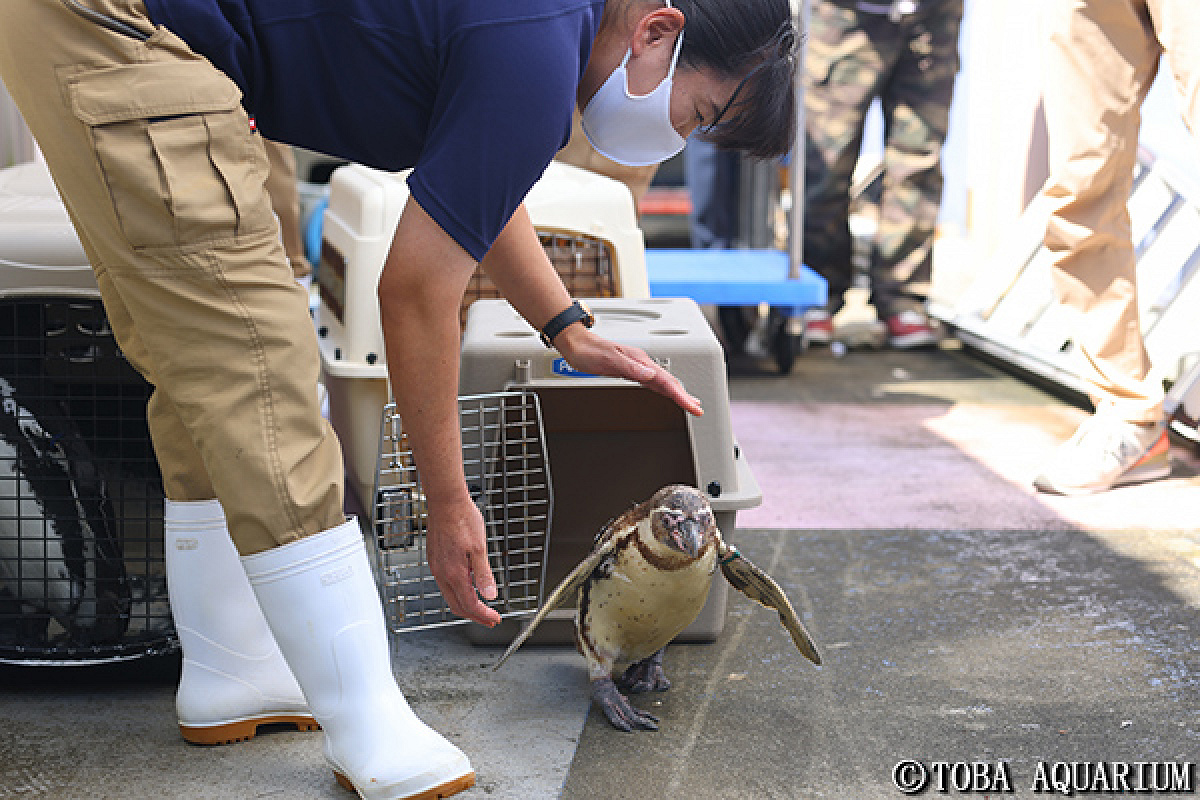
<box><xmin>165</xmin><ymin>499</ymin><xmax>316</xmax><ymax>745</ymax></box>
<box><xmin>242</xmin><ymin>519</ymin><xmax>475</xmax><ymax>800</ymax></box>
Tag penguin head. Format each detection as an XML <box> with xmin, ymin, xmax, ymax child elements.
<box><xmin>648</xmin><ymin>485</ymin><xmax>717</xmax><ymax>560</ymax></box>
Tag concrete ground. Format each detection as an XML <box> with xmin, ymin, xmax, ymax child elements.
<box><xmin>560</xmin><ymin>339</ymin><xmax>1200</xmax><ymax>800</ymax></box>
<box><xmin>4</xmin><ymin>295</ymin><xmax>1200</xmax><ymax>799</ymax></box>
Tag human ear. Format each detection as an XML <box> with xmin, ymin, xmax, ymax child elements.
<box><xmin>629</xmin><ymin>6</ymin><xmax>685</xmax><ymax>58</ymax></box>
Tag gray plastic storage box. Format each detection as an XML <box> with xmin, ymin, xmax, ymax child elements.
<box><xmin>458</xmin><ymin>297</ymin><xmax>761</xmax><ymax>645</ymax></box>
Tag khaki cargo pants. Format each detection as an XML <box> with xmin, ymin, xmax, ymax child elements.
<box><xmin>1041</xmin><ymin>0</ymin><xmax>1200</xmax><ymax>424</ymax></box>
<box><xmin>0</xmin><ymin>0</ymin><xmax>345</xmax><ymax>554</ymax></box>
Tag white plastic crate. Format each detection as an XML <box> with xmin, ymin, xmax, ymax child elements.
<box><xmin>0</xmin><ymin>162</ymin><xmax>173</xmax><ymax>664</ymax></box>
<box><xmin>0</xmin><ymin>161</ymin><xmax>91</xmax><ymax>287</ymax></box>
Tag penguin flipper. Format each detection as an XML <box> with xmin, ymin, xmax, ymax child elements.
<box><xmin>493</xmin><ymin>535</ymin><xmax>620</xmax><ymax>669</ymax></box>
<box><xmin>718</xmin><ymin>544</ymin><xmax>822</xmax><ymax>666</ymax></box>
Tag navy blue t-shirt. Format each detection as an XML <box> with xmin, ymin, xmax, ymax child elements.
<box><xmin>143</xmin><ymin>0</ymin><xmax>605</xmax><ymax>261</ymax></box>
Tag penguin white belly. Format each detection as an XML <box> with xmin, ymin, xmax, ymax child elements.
<box><xmin>585</xmin><ymin>551</ymin><xmax>716</xmax><ymax>668</ymax></box>
<box><xmin>0</xmin><ymin>437</ymin><xmax>80</xmax><ymax>617</ymax></box>
<box><xmin>0</xmin><ymin>379</ymin><xmax>103</xmax><ymax>628</ymax></box>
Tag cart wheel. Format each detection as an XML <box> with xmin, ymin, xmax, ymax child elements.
<box><xmin>768</xmin><ymin>308</ymin><xmax>795</xmax><ymax>374</ymax></box>
<box><xmin>717</xmin><ymin>305</ymin><xmax>756</xmax><ymax>353</ymax></box>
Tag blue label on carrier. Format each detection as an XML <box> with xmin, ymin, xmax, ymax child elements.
<box><xmin>551</xmin><ymin>358</ymin><xmax>596</xmax><ymax>378</ymax></box>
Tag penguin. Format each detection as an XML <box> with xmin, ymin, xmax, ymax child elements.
<box><xmin>495</xmin><ymin>484</ymin><xmax>821</xmax><ymax>732</ymax></box>
<box><xmin>0</xmin><ymin>375</ymin><xmax>129</xmax><ymax>645</ymax></box>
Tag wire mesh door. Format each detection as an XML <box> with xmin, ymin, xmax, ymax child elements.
<box><xmin>368</xmin><ymin>391</ymin><xmax>552</xmax><ymax>634</ymax></box>
<box><xmin>0</xmin><ymin>296</ymin><xmax>173</xmax><ymax>664</ymax></box>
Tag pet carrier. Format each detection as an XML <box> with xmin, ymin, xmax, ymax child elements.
<box><xmin>0</xmin><ymin>161</ymin><xmax>173</xmax><ymax>665</ymax></box>
<box><xmin>313</xmin><ymin>163</ymin><xmax>765</xmax><ymax>645</ymax></box>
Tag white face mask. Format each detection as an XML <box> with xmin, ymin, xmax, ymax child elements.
<box><xmin>580</xmin><ymin>5</ymin><xmax>686</xmax><ymax>167</ymax></box>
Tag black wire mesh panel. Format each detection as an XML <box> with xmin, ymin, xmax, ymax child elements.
<box><xmin>369</xmin><ymin>392</ymin><xmax>552</xmax><ymax>633</ymax></box>
<box><xmin>0</xmin><ymin>296</ymin><xmax>173</xmax><ymax>664</ymax></box>
<box><xmin>458</xmin><ymin>231</ymin><xmax>617</xmax><ymax>328</ymax></box>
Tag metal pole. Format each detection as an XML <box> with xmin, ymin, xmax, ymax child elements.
<box><xmin>788</xmin><ymin>0</ymin><xmax>809</xmax><ymax>280</ymax></box>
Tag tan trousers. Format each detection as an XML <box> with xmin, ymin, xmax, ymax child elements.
<box><xmin>0</xmin><ymin>0</ymin><xmax>345</xmax><ymax>554</ymax></box>
<box><xmin>1041</xmin><ymin>0</ymin><xmax>1200</xmax><ymax>424</ymax></box>
<box><xmin>264</xmin><ymin>139</ymin><xmax>314</xmax><ymax>280</ymax></box>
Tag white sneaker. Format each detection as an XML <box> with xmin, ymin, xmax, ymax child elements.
<box><xmin>1033</xmin><ymin>413</ymin><xmax>1171</xmax><ymax>496</ymax></box>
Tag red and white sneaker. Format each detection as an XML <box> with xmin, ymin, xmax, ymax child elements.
<box><xmin>1033</xmin><ymin>414</ymin><xmax>1171</xmax><ymax>496</ymax></box>
<box><xmin>801</xmin><ymin>308</ymin><xmax>834</xmax><ymax>346</ymax></box>
<box><xmin>884</xmin><ymin>310</ymin><xmax>940</xmax><ymax>349</ymax></box>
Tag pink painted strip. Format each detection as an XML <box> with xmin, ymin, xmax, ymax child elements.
<box><xmin>730</xmin><ymin>402</ymin><xmax>1200</xmax><ymax>531</ymax></box>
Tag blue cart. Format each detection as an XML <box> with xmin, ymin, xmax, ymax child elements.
<box><xmin>645</xmin><ymin>248</ymin><xmax>827</xmax><ymax>373</ymax></box>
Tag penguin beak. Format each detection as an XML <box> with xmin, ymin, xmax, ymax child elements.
<box><xmin>670</xmin><ymin>517</ymin><xmax>703</xmax><ymax>558</ymax></box>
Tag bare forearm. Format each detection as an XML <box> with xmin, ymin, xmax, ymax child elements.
<box><xmin>377</xmin><ymin>204</ymin><xmax>475</xmax><ymax>503</ymax></box>
<box><xmin>479</xmin><ymin>204</ymin><xmax>572</xmax><ymax>331</ymax></box>
<box><xmin>377</xmin><ymin>197</ymin><xmax>500</xmax><ymax>626</ymax></box>
<box><xmin>380</xmin><ymin>298</ymin><xmax>469</xmax><ymax>504</ymax></box>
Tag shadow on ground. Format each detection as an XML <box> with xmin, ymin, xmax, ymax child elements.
<box><xmin>560</xmin><ymin>343</ymin><xmax>1200</xmax><ymax>799</ymax></box>
<box><xmin>562</xmin><ymin>527</ymin><xmax>1200</xmax><ymax>799</ymax></box>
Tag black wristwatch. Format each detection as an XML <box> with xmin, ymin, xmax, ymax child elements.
<box><xmin>540</xmin><ymin>300</ymin><xmax>595</xmax><ymax>348</ymax></box>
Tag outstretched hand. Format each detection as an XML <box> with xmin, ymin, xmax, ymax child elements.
<box><xmin>424</xmin><ymin>493</ymin><xmax>502</xmax><ymax>628</ymax></box>
<box><xmin>554</xmin><ymin>325</ymin><xmax>703</xmax><ymax>417</ymax></box>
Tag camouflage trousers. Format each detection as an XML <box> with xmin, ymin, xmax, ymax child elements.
<box><xmin>803</xmin><ymin>0</ymin><xmax>963</xmax><ymax>316</ymax></box>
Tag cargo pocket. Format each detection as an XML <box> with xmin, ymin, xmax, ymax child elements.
<box><xmin>66</xmin><ymin>60</ymin><xmax>274</xmax><ymax>251</ymax></box>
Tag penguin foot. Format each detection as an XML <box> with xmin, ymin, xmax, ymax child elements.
<box><xmin>616</xmin><ymin>649</ymin><xmax>671</xmax><ymax>694</ymax></box>
<box><xmin>592</xmin><ymin>677</ymin><xmax>659</xmax><ymax>732</ymax></box>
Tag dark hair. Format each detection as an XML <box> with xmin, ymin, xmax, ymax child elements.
<box><xmin>674</xmin><ymin>0</ymin><xmax>800</xmax><ymax>159</ymax></box>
